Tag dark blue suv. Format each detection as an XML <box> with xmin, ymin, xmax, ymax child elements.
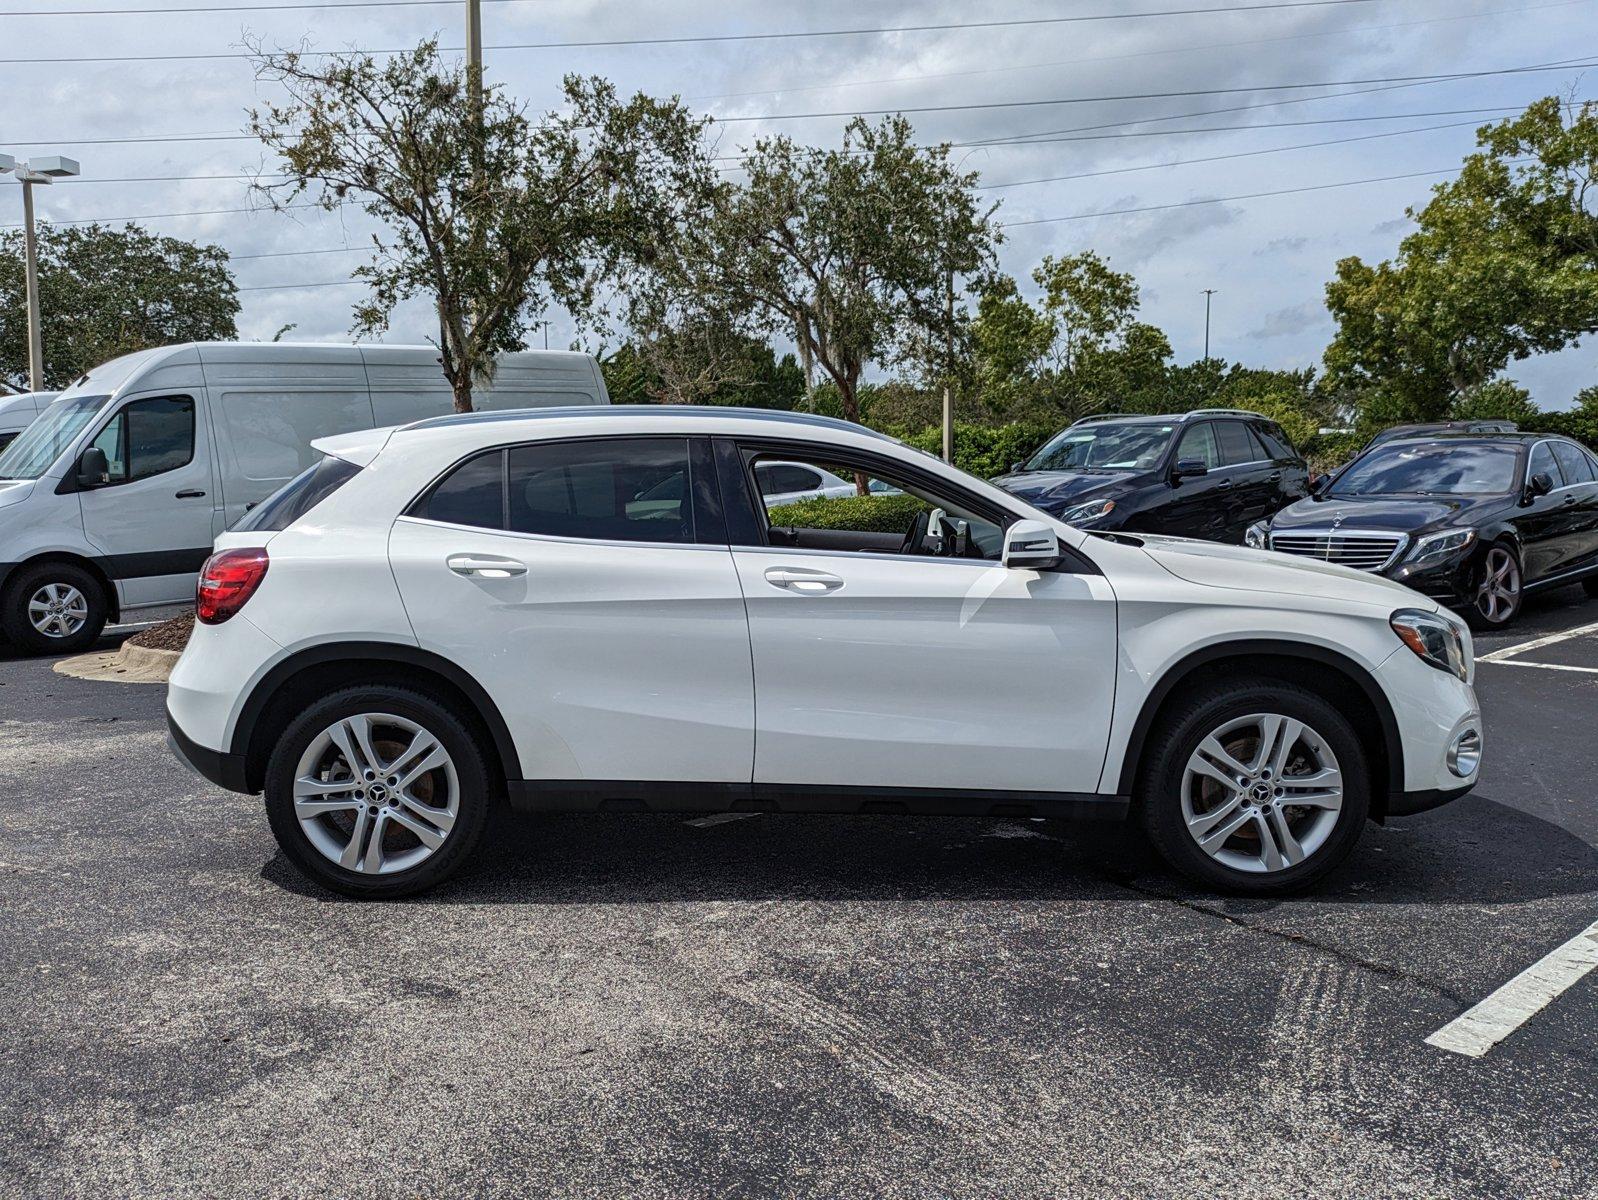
<box><xmin>992</xmin><ymin>409</ymin><xmax>1310</xmax><ymax>543</ymax></box>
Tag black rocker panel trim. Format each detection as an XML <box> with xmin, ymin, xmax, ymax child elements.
<box><xmin>508</xmin><ymin>779</ymin><xmax>1129</xmax><ymax>820</ymax></box>
<box><xmin>96</xmin><ymin>547</ymin><xmax>213</xmax><ymax>580</ymax></box>
<box><xmin>1115</xmin><ymin>639</ymin><xmax>1405</xmax><ymax>798</ymax></box>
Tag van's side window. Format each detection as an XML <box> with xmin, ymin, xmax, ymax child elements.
<box><xmin>90</xmin><ymin>396</ymin><xmax>195</xmax><ymax>484</ymax></box>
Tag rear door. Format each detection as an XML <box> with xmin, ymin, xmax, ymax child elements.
<box><xmin>388</xmin><ymin>435</ymin><xmax>754</xmax><ymax>785</ymax></box>
<box><xmin>75</xmin><ymin>393</ymin><xmax>220</xmax><ymax>607</ymax></box>
<box><xmin>1250</xmin><ymin>420</ymin><xmax>1309</xmax><ymax>509</ymax></box>
<box><xmin>1550</xmin><ymin>440</ymin><xmax>1598</xmax><ymax>575</ymax></box>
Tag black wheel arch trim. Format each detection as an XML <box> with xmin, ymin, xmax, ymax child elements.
<box><xmin>229</xmin><ymin>641</ymin><xmax>523</xmax><ymax>790</ymax></box>
<box><xmin>1115</xmin><ymin>638</ymin><xmax>1405</xmax><ymax>800</ymax></box>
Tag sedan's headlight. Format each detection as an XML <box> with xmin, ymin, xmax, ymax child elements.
<box><xmin>1245</xmin><ymin>521</ymin><xmax>1268</xmax><ymax>549</ymax></box>
<box><xmin>1059</xmin><ymin>497</ymin><xmax>1116</xmax><ymax>526</ymax></box>
<box><xmin>1407</xmin><ymin>528</ymin><xmax>1475</xmax><ymax>564</ymax></box>
<box><xmin>1390</xmin><ymin>608</ymin><xmax>1470</xmax><ymax>681</ymax></box>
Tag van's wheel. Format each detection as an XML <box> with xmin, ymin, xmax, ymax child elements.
<box><xmin>1</xmin><ymin>561</ymin><xmax>109</xmax><ymax>656</ymax></box>
<box><xmin>263</xmin><ymin>685</ymin><xmax>493</xmax><ymax>900</ymax></box>
<box><xmin>1137</xmin><ymin>678</ymin><xmax>1370</xmax><ymax>895</ymax></box>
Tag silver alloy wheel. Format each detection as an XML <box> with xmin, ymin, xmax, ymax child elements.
<box><xmin>1475</xmin><ymin>546</ymin><xmax>1521</xmax><ymax>624</ymax></box>
<box><xmin>27</xmin><ymin>583</ymin><xmax>89</xmax><ymax>639</ymax></box>
<box><xmin>292</xmin><ymin>712</ymin><xmax>459</xmax><ymax>875</ymax></box>
<box><xmin>1180</xmin><ymin>712</ymin><xmax>1344</xmax><ymax>874</ymax></box>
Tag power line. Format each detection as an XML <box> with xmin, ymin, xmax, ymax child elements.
<box><xmin>0</xmin><ymin>202</ymin><xmax>316</xmax><ymax>229</ymax></box>
<box><xmin>979</xmin><ymin>117</ymin><xmax>1493</xmax><ymax>189</ymax></box>
<box><xmin>237</xmin><ymin>278</ymin><xmax>361</xmax><ymax>291</ymax></box>
<box><xmin>3</xmin><ymin>0</ymin><xmax>554</xmax><ymax>13</ymax></box>
<box><xmin>0</xmin><ymin>1</ymin><xmax>1420</xmax><ymax>64</ymax></box>
<box><xmin>998</xmin><ymin>165</ymin><xmax>1464</xmax><ymax>227</ymax></box>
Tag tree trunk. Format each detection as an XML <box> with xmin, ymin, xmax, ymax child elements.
<box><xmin>450</xmin><ymin>374</ymin><xmax>474</xmax><ymax>413</ymax></box>
<box><xmin>839</xmin><ymin>374</ymin><xmax>872</xmax><ymax>496</ymax></box>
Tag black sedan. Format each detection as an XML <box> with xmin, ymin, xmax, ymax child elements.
<box><xmin>992</xmin><ymin>409</ymin><xmax>1309</xmax><ymax>543</ymax></box>
<box><xmin>1250</xmin><ymin>432</ymin><xmax>1598</xmax><ymax>630</ymax></box>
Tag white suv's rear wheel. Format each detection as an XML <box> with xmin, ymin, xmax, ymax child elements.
<box><xmin>1138</xmin><ymin>680</ymin><xmax>1370</xmax><ymax>894</ymax></box>
<box><xmin>264</xmin><ymin>686</ymin><xmax>492</xmax><ymax>899</ymax></box>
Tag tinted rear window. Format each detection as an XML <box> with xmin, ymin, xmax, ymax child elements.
<box><xmin>233</xmin><ymin>454</ymin><xmax>361</xmax><ymax>532</ymax></box>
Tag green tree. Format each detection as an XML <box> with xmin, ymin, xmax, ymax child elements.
<box><xmin>1033</xmin><ymin>251</ymin><xmax>1142</xmax><ymax>374</ymax></box>
<box><xmin>248</xmin><ymin>40</ymin><xmax>715</xmax><ymax>412</ymax></box>
<box><xmin>0</xmin><ymin>222</ymin><xmax>238</xmax><ymax>391</ymax></box>
<box><xmin>1451</xmin><ymin>378</ymin><xmax>1539</xmax><ymax>423</ymax></box>
<box><xmin>967</xmin><ymin>274</ymin><xmax>1054</xmax><ymax>417</ymax></box>
<box><xmin>600</xmin><ymin>322</ymin><xmax>802</xmax><ymax>408</ymax></box>
<box><xmin>665</xmin><ymin>115</ymin><xmax>1000</xmax><ymax>428</ymax></box>
<box><xmin>1325</xmin><ymin>97</ymin><xmax>1598</xmax><ymax>421</ymax></box>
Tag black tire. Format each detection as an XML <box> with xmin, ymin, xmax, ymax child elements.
<box><xmin>1463</xmin><ymin>541</ymin><xmax>1523</xmax><ymax>632</ymax></box>
<box><xmin>264</xmin><ymin>685</ymin><xmax>494</xmax><ymax>899</ymax></box>
<box><xmin>1137</xmin><ymin>678</ymin><xmax>1371</xmax><ymax>895</ymax></box>
<box><xmin>1</xmin><ymin>560</ymin><xmax>109</xmax><ymax>655</ymax></box>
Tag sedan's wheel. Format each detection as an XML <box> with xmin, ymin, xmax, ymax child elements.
<box><xmin>1</xmin><ymin>561</ymin><xmax>109</xmax><ymax>655</ymax></box>
<box><xmin>1139</xmin><ymin>679</ymin><xmax>1369</xmax><ymax>894</ymax></box>
<box><xmin>1468</xmin><ymin>544</ymin><xmax>1522</xmax><ymax>630</ymax></box>
<box><xmin>265</xmin><ymin>687</ymin><xmax>492</xmax><ymax>899</ymax></box>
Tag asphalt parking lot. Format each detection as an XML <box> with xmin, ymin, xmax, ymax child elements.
<box><xmin>3</xmin><ymin>594</ymin><xmax>1597</xmax><ymax>1199</ymax></box>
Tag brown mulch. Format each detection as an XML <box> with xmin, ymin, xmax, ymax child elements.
<box><xmin>127</xmin><ymin>612</ymin><xmax>195</xmax><ymax>652</ymax></box>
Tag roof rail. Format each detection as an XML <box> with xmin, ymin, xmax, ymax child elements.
<box><xmin>1182</xmin><ymin>407</ymin><xmax>1269</xmax><ymax>420</ymax></box>
<box><xmin>1068</xmin><ymin>412</ymin><xmax>1145</xmax><ymax>426</ymax></box>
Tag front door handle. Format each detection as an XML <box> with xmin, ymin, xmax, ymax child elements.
<box><xmin>175</xmin><ymin>489</ymin><xmax>206</xmax><ymax>499</ymax></box>
<box><xmin>1216</xmin><ymin>478</ymin><xmax>1234</xmax><ymax>490</ymax></box>
<box><xmin>1563</xmin><ymin>494</ymin><xmax>1578</xmax><ymax>506</ymax></box>
<box><xmin>764</xmin><ymin>566</ymin><xmax>844</xmax><ymax>594</ymax></box>
<box><xmin>1268</xmin><ymin>472</ymin><xmax>1282</xmax><ymax>482</ymax></box>
<box><xmin>447</xmin><ymin>554</ymin><xmax>527</xmax><ymax>578</ymax></box>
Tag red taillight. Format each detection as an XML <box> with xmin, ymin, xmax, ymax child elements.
<box><xmin>196</xmin><ymin>548</ymin><xmax>270</xmax><ymax>625</ymax></box>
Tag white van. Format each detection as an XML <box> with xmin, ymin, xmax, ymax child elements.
<box><xmin>0</xmin><ymin>391</ymin><xmax>60</xmax><ymax>453</ymax></box>
<box><xmin>0</xmin><ymin>342</ymin><xmax>609</xmax><ymax>654</ymax></box>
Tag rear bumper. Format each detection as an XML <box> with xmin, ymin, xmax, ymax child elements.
<box><xmin>167</xmin><ymin>709</ymin><xmax>252</xmax><ymax>793</ymax></box>
<box><xmin>1387</xmin><ymin>781</ymin><xmax>1475</xmax><ymax>816</ymax></box>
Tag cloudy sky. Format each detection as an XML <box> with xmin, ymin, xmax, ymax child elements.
<box><xmin>2</xmin><ymin>0</ymin><xmax>1595</xmax><ymax>405</ymax></box>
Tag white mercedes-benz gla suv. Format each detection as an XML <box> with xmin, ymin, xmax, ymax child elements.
<box><xmin>167</xmin><ymin>408</ymin><xmax>1483</xmax><ymax>899</ymax></box>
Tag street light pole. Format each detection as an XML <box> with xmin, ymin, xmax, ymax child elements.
<box><xmin>465</xmin><ymin>0</ymin><xmax>483</xmax><ymax>110</ymax></box>
<box><xmin>4</xmin><ymin>153</ymin><xmax>80</xmax><ymax>393</ymax></box>
<box><xmin>1201</xmin><ymin>288</ymin><xmax>1217</xmax><ymax>361</ymax></box>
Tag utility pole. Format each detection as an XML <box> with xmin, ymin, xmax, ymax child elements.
<box><xmin>3</xmin><ymin>153</ymin><xmax>81</xmax><ymax>392</ymax></box>
<box><xmin>1201</xmin><ymin>288</ymin><xmax>1217</xmax><ymax>361</ymax></box>
<box><xmin>465</xmin><ymin>0</ymin><xmax>483</xmax><ymax>110</ymax></box>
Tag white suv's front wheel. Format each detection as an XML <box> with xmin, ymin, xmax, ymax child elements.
<box><xmin>264</xmin><ymin>686</ymin><xmax>493</xmax><ymax>899</ymax></box>
<box><xmin>1137</xmin><ymin>679</ymin><xmax>1370</xmax><ymax>894</ymax></box>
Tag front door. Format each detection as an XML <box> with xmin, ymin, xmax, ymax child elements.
<box><xmin>76</xmin><ymin>393</ymin><xmax>220</xmax><ymax>608</ymax></box>
<box><xmin>724</xmin><ymin>441</ymin><xmax>1118</xmax><ymax>795</ymax></box>
<box><xmin>1157</xmin><ymin>421</ymin><xmax>1231</xmax><ymax>541</ymax></box>
<box><xmin>388</xmin><ymin>435</ymin><xmax>754</xmax><ymax>784</ymax></box>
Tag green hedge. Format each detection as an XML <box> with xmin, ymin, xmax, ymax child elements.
<box><xmin>767</xmin><ymin>492</ymin><xmax>928</xmax><ymax>532</ymax></box>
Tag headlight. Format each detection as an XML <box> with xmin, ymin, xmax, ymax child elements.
<box><xmin>1059</xmin><ymin>497</ymin><xmax>1116</xmax><ymax>526</ymax></box>
<box><xmin>1408</xmin><ymin>528</ymin><xmax>1475</xmax><ymax>563</ymax></box>
<box><xmin>1390</xmin><ymin>608</ymin><xmax>1470</xmax><ymax>681</ymax></box>
<box><xmin>1245</xmin><ymin>521</ymin><xmax>1268</xmax><ymax>549</ymax></box>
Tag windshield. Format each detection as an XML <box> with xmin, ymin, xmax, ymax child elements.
<box><xmin>0</xmin><ymin>393</ymin><xmax>110</xmax><ymax>480</ymax></box>
<box><xmin>1331</xmin><ymin>442</ymin><xmax>1520</xmax><ymax>497</ymax></box>
<box><xmin>1023</xmin><ymin>423</ymin><xmax>1175</xmax><ymax>472</ymax></box>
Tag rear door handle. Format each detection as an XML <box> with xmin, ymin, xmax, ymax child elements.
<box><xmin>764</xmin><ymin>566</ymin><xmax>844</xmax><ymax>594</ymax></box>
<box><xmin>175</xmin><ymin>489</ymin><xmax>206</xmax><ymax>499</ymax></box>
<box><xmin>1268</xmin><ymin>472</ymin><xmax>1282</xmax><ymax>482</ymax></box>
<box><xmin>1216</xmin><ymin>479</ymin><xmax>1234</xmax><ymax>490</ymax></box>
<box><xmin>1563</xmin><ymin>494</ymin><xmax>1578</xmax><ymax>506</ymax></box>
<box><xmin>447</xmin><ymin>554</ymin><xmax>527</xmax><ymax>578</ymax></box>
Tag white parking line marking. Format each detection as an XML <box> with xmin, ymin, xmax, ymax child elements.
<box><xmin>686</xmin><ymin>813</ymin><xmax>759</xmax><ymax>828</ymax></box>
<box><xmin>1478</xmin><ymin>619</ymin><xmax>1598</xmax><ymax>663</ymax></box>
<box><xmin>1479</xmin><ymin>660</ymin><xmax>1598</xmax><ymax>676</ymax></box>
<box><xmin>1425</xmin><ymin>918</ymin><xmax>1598</xmax><ymax>1057</ymax></box>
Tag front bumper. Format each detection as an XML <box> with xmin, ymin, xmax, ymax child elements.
<box><xmin>167</xmin><ymin>710</ymin><xmax>252</xmax><ymax>793</ymax></box>
<box><xmin>1388</xmin><ymin>781</ymin><xmax>1476</xmax><ymax>816</ymax></box>
<box><xmin>1385</xmin><ymin>551</ymin><xmax>1476</xmax><ymax>607</ymax></box>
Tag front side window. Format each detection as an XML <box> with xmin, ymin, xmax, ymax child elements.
<box><xmin>1175</xmin><ymin>423</ymin><xmax>1222</xmax><ymax>469</ymax></box>
<box><xmin>749</xmin><ymin>450</ymin><xmax>1004</xmax><ymax>561</ymax></box>
<box><xmin>1023</xmin><ymin>423</ymin><xmax>1175</xmax><ymax>472</ymax></box>
<box><xmin>1332</xmin><ymin>442</ymin><xmax>1521</xmax><ymax>497</ymax></box>
<box><xmin>1551</xmin><ymin>441</ymin><xmax>1595</xmax><ymax>485</ymax></box>
<box><xmin>1527</xmin><ymin>442</ymin><xmax>1563</xmax><ymax>489</ymax></box>
<box><xmin>0</xmin><ymin>393</ymin><xmax>108</xmax><ymax>480</ymax></box>
<box><xmin>90</xmin><ymin>396</ymin><xmax>195</xmax><ymax>484</ymax></box>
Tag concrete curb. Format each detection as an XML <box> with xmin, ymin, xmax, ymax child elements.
<box><xmin>53</xmin><ymin>640</ymin><xmax>181</xmax><ymax>685</ymax></box>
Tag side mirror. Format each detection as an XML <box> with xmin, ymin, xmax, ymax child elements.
<box><xmin>1002</xmin><ymin>519</ymin><xmax>1062</xmax><ymax>570</ymax></box>
<box><xmin>1171</xmin><ymin>458</ymin><xmax>1208</xmax><ymax>482</ymax></box>
<box><xmin>1009</xmin><ymin>461</ymin><xmax>1023</xmax><ymax>474</ymax></box>
<box><xmin>76</xmin><ymin>446</ymin><xmax>110</xmax><ymax>488</ymax></box>
<box><xmin>1526</xmin><ymin>471</ymin><xmax>1555</xmax><ymax>500</ymax></box>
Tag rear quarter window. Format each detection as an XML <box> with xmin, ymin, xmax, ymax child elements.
<box><xmin>233</xmin><ymin>454</ymin><xmax>362</xmax><ymax>532</ymax></box>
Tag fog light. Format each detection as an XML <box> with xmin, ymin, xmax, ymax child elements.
<box><xmin>1447</xmin><ymin>729</ymin><xmax>1481</xmax><ymax>778</ymax></box>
